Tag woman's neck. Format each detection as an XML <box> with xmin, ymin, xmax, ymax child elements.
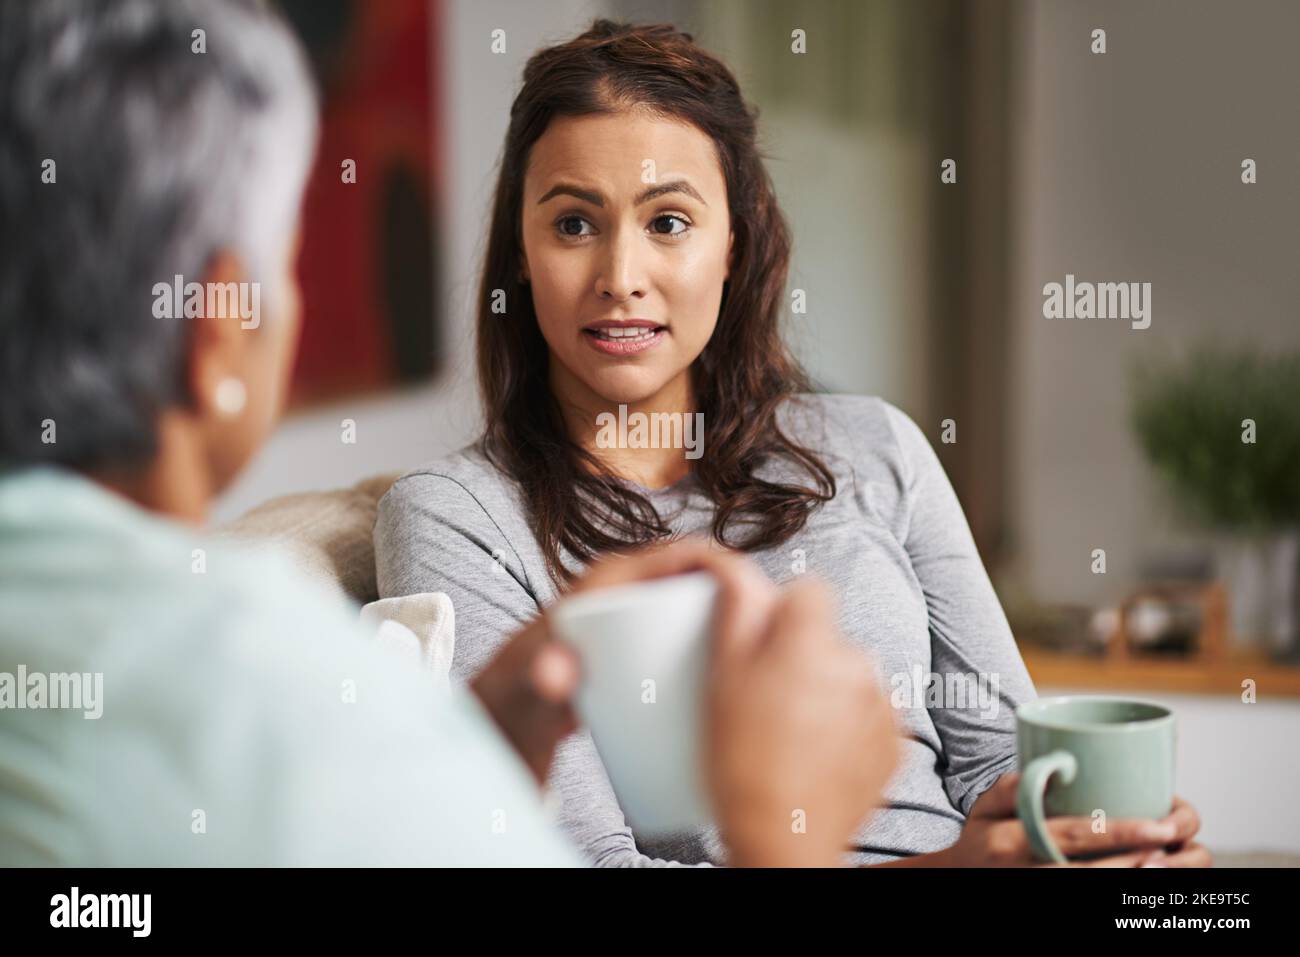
<box><xmin>88</xmin><ymin>411</ymin><xmax>214</xmax><ymax>525</ymax></box>
<box><xmin>552</xmin><ymin>368</ymin><xmax>698</xmax><ymax>490</ymax></box>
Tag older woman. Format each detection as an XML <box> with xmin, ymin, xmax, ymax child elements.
<box><xmin>0</xmin><ymin>0</ymin><xmax>900</xmax><ymax>867</ymax></box>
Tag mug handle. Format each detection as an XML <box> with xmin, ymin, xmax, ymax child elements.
<box><xmin>1016</xmin><ymin>750</ymin><xmax>1079</xmax><ymax>864</ymax></box>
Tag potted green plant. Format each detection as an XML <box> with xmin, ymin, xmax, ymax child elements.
<box><xmin>1130</xmin><ymin>348</ymin><xmax>1300</xmax><ymax>658</ymax></box>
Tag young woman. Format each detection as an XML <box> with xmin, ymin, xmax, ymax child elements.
<box><xmin>374</xmin><ymin>20</ymin><xmax>1206</xmax><ymax>867</ymax></box>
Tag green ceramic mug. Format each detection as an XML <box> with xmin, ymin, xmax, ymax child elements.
<box><xmin>1015</xmin><ymin>696</ymin><xmax>1176</xmax><ymax>864</ymax></box>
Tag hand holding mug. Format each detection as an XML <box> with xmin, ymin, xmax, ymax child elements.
<box><xmin>547</xmin><ymin>539</ymin><xmax>902</xmax><ymax>867</ymax></box>
<box><xmin>707</xmin><ymin>578</ymin><xmax>901</xmax><ymax>867</ymax></box>
<box><xmin>472</xmin><ymin>538</ymin><xmax>764</xmax><ymax>786</ymax></box>
<box><xmin>941</xmin><ymin>772</ymin><xmax>1209</xmax><ymax>867</ymax></box>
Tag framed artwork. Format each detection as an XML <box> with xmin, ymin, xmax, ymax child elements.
<box><xmin>278</xmin><ymin>0</ymin><xmax>442</xmax><ymax>406</ymax></box>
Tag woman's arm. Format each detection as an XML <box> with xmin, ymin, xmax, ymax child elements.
<box><xmin>873</xmin><ymin>402</ymin><xmax>1206</xmax><ymax>866</ymax></box>
<box><xmin>374</xmin><ymin>471</ymin><xmax>706</xmax><ymax>867</ymax></box>
<box><xmin>879</xmin><ymin>401</ymin><xmax>1037</xmax><ymax>813</ymax></box>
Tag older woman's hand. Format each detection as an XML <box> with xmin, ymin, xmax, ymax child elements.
<box><xmin>937</xmin><ymin>772</ymin><xmax>1211</xmax><ymax>867</ymax></box>
<box><xmin>471</xmin><ymin>536</ymin><xmax>907</xmax><ymax>871</ymax></box>
<box><xmin>470</xmin><ymin>538</ymin><xmax>777</xmax><ymax>785</ymax></box>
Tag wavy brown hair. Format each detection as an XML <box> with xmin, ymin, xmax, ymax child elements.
<box><xmin>477</xmin><ymin>19</ymin><xmax>835</xmax><ymax>586</ymax></box>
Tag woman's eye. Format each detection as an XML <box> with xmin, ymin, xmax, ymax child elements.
<box><xmin>650</xmin><ymin>214</ymin><xmax>690</xmax><ymax>237</ymax></box>
<box><xmin>556</xmin><ymin>215</ymin><xmax>594</xmax><ymax>238</ymax></box>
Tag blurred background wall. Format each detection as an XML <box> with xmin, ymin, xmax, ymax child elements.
<box><xmin>212</xmin><ymin>0</ymin><xmax>1300</xmax><ymax>857</ymax></box>
<box><xmin>1005</xmin><ymin>0</ymin><xmax>1300</xmax><ymax>607</ymax></box>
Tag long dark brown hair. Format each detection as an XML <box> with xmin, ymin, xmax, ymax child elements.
<box><xmin>477</xmin><ymin>19</ymin><xmax>835</xmax><ymax>586</ymax></box>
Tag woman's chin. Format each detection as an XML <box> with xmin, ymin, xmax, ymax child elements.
<box><xmin>582</xmin><ymin>372</ymin><xmax>676</xmax><ymax>408</ymax></box>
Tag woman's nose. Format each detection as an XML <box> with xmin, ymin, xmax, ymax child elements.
<box><xmin>594</xmin><ymin>229</ymin><xmax>647</xmax><ymax>302</ymax></box>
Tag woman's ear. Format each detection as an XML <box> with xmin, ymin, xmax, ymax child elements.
<box><xmin>725</xmin><ymin>230</ymin><xmax>735</xmax><ymax>279</ymax></box>
<box><xmin>184</xmin><ymin>246</ymin><xmax>286</xmax><ymax>493</ymax></box>
<box><xmin>187</xmin><ymin>250</ymin><xmax>254</xmax><ymax>421</ymax></box>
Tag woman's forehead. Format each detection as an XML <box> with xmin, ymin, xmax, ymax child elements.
<box><xmin>524</xmin><ymin>111</ymin><xmax>725</xmax><ymax>202</ymax></box>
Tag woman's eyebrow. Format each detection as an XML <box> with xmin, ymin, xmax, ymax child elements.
<box><xmin>635</xmin><ymin>180</ymin><xmax>707</xmax><ymax>206</ymax></box>
<box><xmin>537</xmin><ymin>183</ymin><xmax>605</xmax><ymax>206</ymax></box>
<box><xmin>535</xmin><ymin>179</ymin><xmax>707</xmax><ymax>207</ymax></box>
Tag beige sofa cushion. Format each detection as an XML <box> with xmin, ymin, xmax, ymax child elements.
<box><xmin>216</xmin><ymin>472</ymin><xmax>402</xmax><ymax>606</ymax></box>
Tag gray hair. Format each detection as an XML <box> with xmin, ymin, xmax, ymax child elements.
<box><xmin>0</xmin><ymin>0</ymin><xmax>318</xmax><ymax>471</ymax></box>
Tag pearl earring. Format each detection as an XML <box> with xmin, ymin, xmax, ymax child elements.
<box><xmin>214</xmin><ymin>377</ymin><xmax>247</xmax><ymax>417</ymax></box>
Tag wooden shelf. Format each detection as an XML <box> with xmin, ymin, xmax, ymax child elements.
<box><xmin>1020</xmin><ymin>646</ymin><xmax>1300</xmax><ymax>698</ymax></box>
<box><xmin>1016</xmin><ymin>581</ymin><xmax>1300</xmax><ymax>698</ymax></box>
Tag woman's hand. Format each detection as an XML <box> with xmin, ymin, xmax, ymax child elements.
<box><xmin>707</xmin><ymin>577</ymin><xmax>901</xmax><ymax>867</ymax></box>
<box><xmin>572</xmin><ymin>539</ymin><xmax>904</xmax><ymax>867</ymax></box>
<box><xmin>469</xmin><ymin>612</ymin><xmax>581</xmax><ymax>784</ymax></box>
<box><xmin>932</xmin><ymin>772</ymin><xmax>1211</xmax><ymax>867</ymax></box>
<box><xmin>470</xmin><ymin>538</ymin><xmax>780</xmax><ymax>785</ymax></box>
<box><xmin>472</xmin><ymin>537</ymin><xmax>905</xmax><ymax>869</ymax></box>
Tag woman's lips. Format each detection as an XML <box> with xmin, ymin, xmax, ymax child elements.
<box><xmin>582</xmin><ymin>325</ymin><xmax>666</xmax><ymax>356</ymax></box>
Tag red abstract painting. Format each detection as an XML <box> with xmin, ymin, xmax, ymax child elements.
<box><xmin>279</xmin><ymin>0</ymin><xmax>442</xmax><ymax>406</ymax></box>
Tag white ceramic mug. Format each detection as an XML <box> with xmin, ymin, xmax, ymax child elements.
<box><xmin>549</xmin><ymin>571</ymin><xmax>719</xmax><ymax>833</ymax></box>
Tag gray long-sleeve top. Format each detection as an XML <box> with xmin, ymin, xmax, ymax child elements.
<box><xmin>374</xmin><ymin>394</ymin><xmax>1038</xmax><ymax>866</ymax></box>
